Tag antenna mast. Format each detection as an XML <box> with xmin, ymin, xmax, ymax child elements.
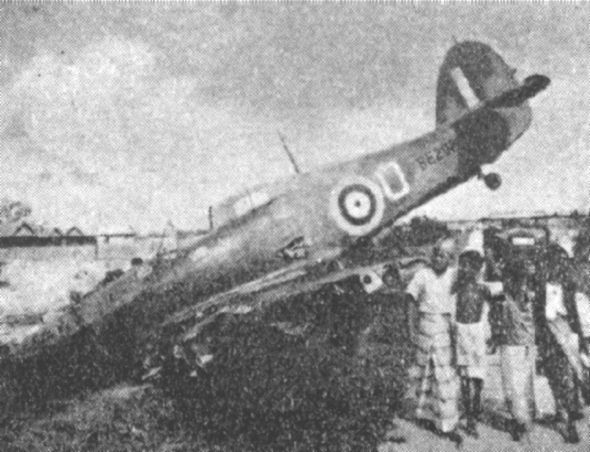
<box><xmin>278</xmin><ymin>132</ymin><xmax>301</xmax><ymax>174</ymax></box>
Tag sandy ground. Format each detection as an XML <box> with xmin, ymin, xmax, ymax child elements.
<box><xmin>380</xmin><ymin>354</ymin><xmax>590</xmax><ymax>452</ymax></box>
<box><xmin>380</xmin><ymin>415</ymin><xmax>590</xmax><ymax>452</ymax></box>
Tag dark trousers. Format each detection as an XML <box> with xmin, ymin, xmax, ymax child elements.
<box><xmin>460</xmin><ymin>376</ymin><xmax>483</xmax><ymax>423</ymax></box>
<box><xmin>583</xmin><ymin>337</ymin><xmax>590</xmax><ymax>405</ymax></box>
<box><xmin>541</xmin><ymin>334</ymin><xmax>581</xmax><ymax>422</ymax></box>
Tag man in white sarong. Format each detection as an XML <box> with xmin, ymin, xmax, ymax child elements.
<box><xmin>406</xmin><ymin>238</ymin><xmax>462</xmax><ymax>446</ymax></box>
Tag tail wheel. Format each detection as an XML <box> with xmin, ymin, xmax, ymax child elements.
<box><xmin>483</xmin><ymin>172</ymin><xmax>502</xmax><ymax>190</ymax></box>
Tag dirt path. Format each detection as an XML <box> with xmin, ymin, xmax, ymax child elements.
<box><xmin>380</xmin><ymin>413</ymin><xmax>590</xmax><ymax>452</ymax></box>
<box><xmin>380</xmin><ymin>353</ymin><xmax>590</xmax><ymax>452</ymax></box>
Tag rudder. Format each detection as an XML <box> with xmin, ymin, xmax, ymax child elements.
<box><xmin>436</xmin><ymin>41</ymin><xmax>520</xmax><ymax>126</ymax></box>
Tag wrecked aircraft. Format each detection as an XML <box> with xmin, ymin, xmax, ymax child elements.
<box><xmin>0</xmin><ymin>41</ymin><xmax>550</xmax><ymax>398</ymax></box>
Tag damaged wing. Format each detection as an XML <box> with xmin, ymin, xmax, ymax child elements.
<box><xmin>164</xmin><ymin>257</ymin><xmax>421</xmax><ymax>348</ymax></box>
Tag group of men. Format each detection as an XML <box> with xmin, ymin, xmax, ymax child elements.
<box><xmin>392</xmin><ymin>229</ymin><xmax>590</xmax><ymax>446</ymax></box>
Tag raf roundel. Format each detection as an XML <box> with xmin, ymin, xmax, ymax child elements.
<box><xmin>329</xmin><ymin>176</ymin><xmax>385</xmax><ymax>236</ymax></box>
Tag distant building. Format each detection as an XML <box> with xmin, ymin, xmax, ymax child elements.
<box><xmin>13</xmin><ymin>222</ymin><xmax>36</xmax><ymax>237</ymax></box>
<box><xmin>0</xmin><ymin>221</ymin><xmax>96</xmax><ymax>261</ymax></box>
<box><xmin>65</xmin><ymin>226</ymin><xmax>84</xmax><ymax>237</ymax></box>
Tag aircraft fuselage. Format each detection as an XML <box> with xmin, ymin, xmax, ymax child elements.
<box><xmin>8</xmin><ymin>40</ymin><xmax>547</xmax><ymax>362</ymax></box>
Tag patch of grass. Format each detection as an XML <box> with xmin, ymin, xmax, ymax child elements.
<box><xmin>1</xmin><ymin>385</ymin><xmax>199</xmax><ymax>452</ymax></box>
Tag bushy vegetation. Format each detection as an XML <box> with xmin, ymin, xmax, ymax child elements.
<box><xmin>389</xmin><ymin>216</ymin><xmax>450</xmax><ymax>248</ymax></box>
<box><xmin>157</xmin><ymin>281</ymin><xmax>413</xmax><ymax>451</ymax></box>
<box><xmin>1</xmin><ymin>280</ymin><xmax>413</xmax><ymax>451</ymax></box>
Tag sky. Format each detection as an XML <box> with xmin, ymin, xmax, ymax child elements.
<box><xmin>0</xmin><ymin>2</ymin><xmax>588</xmax><ymax>233</ymax></box>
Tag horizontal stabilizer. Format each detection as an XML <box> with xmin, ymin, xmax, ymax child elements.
<box><xmin>486</xmin><ymin>74</ymin><xmax>550</xmax><ymax>109</ymax></box>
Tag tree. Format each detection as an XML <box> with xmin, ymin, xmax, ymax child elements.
<box><xmin>407</xmin><ymin>216</ymin><xmax>449</xmax><ymax>246</ymax></box>
<box><xmin>0</xmin><ymin>199</ymin><xmax>32</xmax><ymax>225</ymax></box>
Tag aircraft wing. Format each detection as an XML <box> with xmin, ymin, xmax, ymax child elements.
<box><xmin>163</xmin><ymin>259</ymin><xmax>312</xmax><ymax>332</ymax></box>
<box><xmin>164</xmin><ymin>255</ymin><xmax>426</xmax><ymax>346</ymax></box>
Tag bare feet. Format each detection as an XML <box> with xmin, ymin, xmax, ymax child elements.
<box><xmin>464</xmin><ymin>418</ymin><xmax>479</xmax><ymax>439</ymax></box>
<box><xmin>441</xmin><ymin>428</ymin><xmax>463</xmax><ymax>448</ymax></box>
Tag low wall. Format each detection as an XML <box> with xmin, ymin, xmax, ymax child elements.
<box><xmin>0</xmin><ymin>245</ymin><xmax>96</xmax><ymax>262</ymax></box>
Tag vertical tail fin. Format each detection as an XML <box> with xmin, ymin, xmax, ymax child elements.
<box><xmin>436</xmin><ymin>41</ymin><xmax>521</xmax><ymax>126</ymax></box>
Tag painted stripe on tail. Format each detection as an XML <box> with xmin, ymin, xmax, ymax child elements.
<box><xmin>450</xmin><ymin>67</ymin><xmax>479</xmax><ymax>108</ymax></box>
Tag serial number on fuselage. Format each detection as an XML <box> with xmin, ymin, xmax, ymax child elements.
<box><xmin>415</xmin><ymin>141</ymin><xmax>457</xmax><ymax>171</ymax></box>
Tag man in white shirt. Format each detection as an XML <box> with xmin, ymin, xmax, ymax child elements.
<box><xmin>406</xmin><ymin>238</ymin><xmax>462</xmax><ymax>445</ymax></box>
